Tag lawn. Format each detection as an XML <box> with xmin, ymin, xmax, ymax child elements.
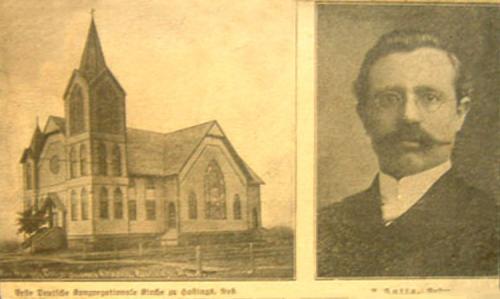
<box><xmin>0</xmin><ymin>241</ymin><xmax>293</xmax><ymax>280</ymax></box>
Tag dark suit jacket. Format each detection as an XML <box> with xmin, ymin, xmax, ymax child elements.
<box><xmin>317</xmin><ymin>169</ymin><xmax>498</xmax><ymax>277</ymax></box>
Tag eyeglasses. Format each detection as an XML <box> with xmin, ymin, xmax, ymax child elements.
<box><xmin>371</xmin><ymin>91</ymin><xmax>446</xmax><ymax>113</ymax></box>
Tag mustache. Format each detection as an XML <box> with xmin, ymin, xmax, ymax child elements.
<box><xmin>374</xmin><ymin>125</ymin><xmax>452</xmax><ymax>148</ymax></box>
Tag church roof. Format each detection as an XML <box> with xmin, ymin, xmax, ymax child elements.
<box><xmin>126</xmin><ymin>120</ymin><xmax>263</xmax><ymax>184</ymax></box>
<box><xmin>30</xmin><ymin>125</ymin><xmax>44</xmax><ymax>153</ymax></box>
<box><xmin>79</xmin><ymin>17</ymin><xmax>107</xmax><ymax>81</ymax></box>
<box><xmin>163</xmin><ymin>121</ymin><xmax>216</xmax><ymax>176</ymax></box>
<box><xmin>46</xmin><ymin>116</ymin><xmax>66</xmax><ymax>133</ymax></box>
<box><xmin>63</xmin><ymin>17</ymin><xmax>125</xmax><ymax>99</ymax></box>
<box><xmin>125</xmin><ymin>122</ymin><xmax>211</xmax><ymax>177</ymax></box>
<box><xmin>20</xmin><ymin>19</ymin><xmax>262</xmax><ymax>184</ymax></box>
<box><xmin>126</xmin><ymin>128</ymin><xmax>167</xmax><ymax>176</ymax></box>
<box><xmin>20</xmin><ymin>124</ymin><xmax>45</xmax><ymax>163</ymax></box>
<box><xmin>21</xmin><ymin>118</ymin><xmax>263</xmax><ymax>185</ymax></box>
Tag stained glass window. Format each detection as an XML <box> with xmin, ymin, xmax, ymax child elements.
<box><xmin>204</xmin><ymin>160</ymin><xmax>226</xmax><ymax>219</ymax></box>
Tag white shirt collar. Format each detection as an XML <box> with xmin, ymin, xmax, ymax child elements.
<box><xmin>379</xmin><ymin>160</ymin><xmax>451</xmax><ymax>226</ymax></box>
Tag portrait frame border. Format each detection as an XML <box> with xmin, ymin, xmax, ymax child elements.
<box><xmin>313</xmin><ymin>0</ymin><xmax>500</xmax><ymax>281</ymax></box>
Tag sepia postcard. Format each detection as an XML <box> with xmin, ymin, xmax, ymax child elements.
<box><xmin>316</xmin><ymin>2</ymin><xmax>499</xmax><ymax>279</ymax></box>
<box><xmin>0</xmin><ymin>0</ymin><xmax>498</xmax><ymax>299</ymax></box>
<box><xmin>0</xmin><ymin>0</ymin><xmax>295</xmax><ymax>284</ymax></box>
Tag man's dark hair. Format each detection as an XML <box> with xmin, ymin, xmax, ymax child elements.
<box><xmin>354</xmin><ymin>30</ymin><xmax>472</xmax><ymax>105</ymax></box>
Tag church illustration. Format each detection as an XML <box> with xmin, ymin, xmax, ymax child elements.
<box><xmin>19</xmin><ymin>18</ymin><xmax>264</xmax><ymax>249</ymax></box>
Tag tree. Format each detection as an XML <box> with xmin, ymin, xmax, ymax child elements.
<box><xmin>16</xmin><ymin>208</ymin><xmax>47</xmax><ymax>236</ymax></box>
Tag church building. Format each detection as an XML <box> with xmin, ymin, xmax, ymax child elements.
<box><xmin>19</xmin><ymin>18</ymin><xmax>263</xmax><ymax>249</ymax></box>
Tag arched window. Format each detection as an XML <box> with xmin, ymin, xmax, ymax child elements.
<box><xmin>233</xmin><ymin>194</ymin><xmax>242</xmax><ymax>220</ymax></box>
<box><xmin>112</xmin><ymin>145</ymin><xmax>122</xmax><ymax>176</ymax></box>
<box><xmin>69</xmin><ymin>86</ymin><xmax>85</xmax><ymax>135</ymax></box>
<box><xmin>71</xmin><ymin>190</ymin><xmax>78</xmax><ymax>221</ymax></box>
<box><xmin>25</xmin><ymin>163</ymin><xmax>33</xmax><ymax>190</ymax></box>
<box><xmin>70</xmin><ymin>147</ymin><xmax>78</xmax><ymax>178</ymax></box>
<box><xmin>81</xmin><ymin>188</ymin><xmax>89</xmax><ymax>220</ymax></box>
<box><xmin>99</xmin><ymin>187</ymin><xmax>109</xmax><ymax>219</ymax></box>
<box><xmin>128</xmin><ymin>200</ymin><xmax>137</xmax><ymax>221</ymax></box>
<box><xmin>80</xmin><ymin>144</ymin><xmax>87</xmax><ymax>176</ymax></box>
<box><xmin>204</xmin><ymin>160</ymin><xmax>226</xmax><ymax>219</ymax></box>
<box><xmin>97</xmin><ymin>142</ymin><xmax>107</xmax><ymax>176</ymax></box>
<box><xmin>114</xmin><ymin>188</ymin><xmax>123</xmax><ymax>219</ymax></box>
<box><xmin>128</xmin><ymin>179</ymin><xmax>137</xmax><ymax>221</ymax></box>
<box><xmin>188</xmin><ymin>192</ymin><xmax>197</xmax><ymax>220</ymax></box>
<box><xmin>96</xmin><ymin>84</ymin><xmax>121</xmax><ymax>134</ymax></box>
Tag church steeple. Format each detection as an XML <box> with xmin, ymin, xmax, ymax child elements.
<box><xmin>29</xmin><ymin>123</ymin><xmax>44</xmax><ymax>159</ymax></box>
<box><xmin>79</xmin><ymin>15</ymin><xmax>107</xmax><ymax>80</ymax></box>
<box><xmin>62</xmin><ymin>13</ymin><xmax>127</xmax><ymax>181</ymax></box>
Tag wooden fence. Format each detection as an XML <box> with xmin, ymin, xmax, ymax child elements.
<box><xmin>64</xmin><ymin>242</ymin><xmax>293</xmax><ymax>276</ymax></box>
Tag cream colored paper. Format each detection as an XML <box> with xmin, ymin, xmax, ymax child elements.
<box><xmin>0</xmin><ymin>0</ymin><xmax>498</xmax><ymax>299</ymax></box>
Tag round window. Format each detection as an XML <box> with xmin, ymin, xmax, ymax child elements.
<box><xmin>50</xmin><ymin>155</ymin><xmax>60</xmax><ymax>174</ymax></box>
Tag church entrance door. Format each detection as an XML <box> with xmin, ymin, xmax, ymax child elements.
<box><xmin>43</xmin><ymin>195</ymin><xmax>66</xmax><ymax>230</ymax></box>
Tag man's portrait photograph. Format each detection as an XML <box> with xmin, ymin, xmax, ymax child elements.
<box><xmin>316</xmin><ymin>3</ymin><xmax>498</xmax><ymax>277</ymax></box>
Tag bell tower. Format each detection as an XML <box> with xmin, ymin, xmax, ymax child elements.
<box><xmin>62</xmin><ymin>15</ymin><xmax>129</xmax><ymax>241</ymax></box>
<box><xmin>63</xmin><ymin>15</ymin><xmax>127</xmax><ymax>181</ymax></box>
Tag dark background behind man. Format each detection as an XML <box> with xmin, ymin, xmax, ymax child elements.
<box><xmin>317</xmin><ymin>4</ymin><xmax>499</xmax><ymax>207</ymax></box>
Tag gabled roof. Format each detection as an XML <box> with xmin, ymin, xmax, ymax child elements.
<box><xmin>20</xmin><ymin>116</ymin><xmax>263</xmax><ymax>184</ymax></box>
<box><xmin>20</xmin><ymin>115</ymin><xmax>65</xmax><ymax>163</ymax></box>
<box><xmin>225</xmin><ymin>142</ymin><xmax>265</xmax><ymax>185</ymax></box>
<box><xmin>126</xmin><ymin>128</ymin><xmax>167</xmax><ymax>176</ymax></box>
<box><xmin>245</xmin><ymin>163</ymin><xmax>265</xmax><ymax>185</ymax></box>
<box><xmin>29</xmin><ymin>125</ymin><xmax>43</xmax><ymax>151</ymax></box>
<box><xmin>217</xmin><ymin>130</ymin><xmax>264</xmax><ymax>185</ymax></box>
<box><xmin>51</xmin><ymin>116</ymin><xmax>65</xmax><ymax>131</ymax></box>
<box><xmin>126</xmin><ymin>121</ymin><xmax>214</xmax><ymax>176</ymax></box>
<box><xmin>43</xmin><ymin>115</ymin><xmax>65</xmax><ymax>134</ymax></box>
<box><xmin>163</xmin><ymin>121</ymin><xmax>216</xmax><ymax>176</ymax></box>
<box><xmin>127</xmin><ymin>120</ymin><xmax>264</xmax><ymax>184</ymax></box>
<box><xmin>20</xmin><ymin>125</ymin><xmax>45</xmax><ymax>163</ymax></box>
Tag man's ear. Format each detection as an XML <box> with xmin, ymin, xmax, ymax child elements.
<box><xmin>455</xmin><ymin>96</ymin><xmax>471</xmax><ymax>131</ymax></box>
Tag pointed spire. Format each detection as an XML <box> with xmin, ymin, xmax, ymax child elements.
<box><xmin>30</xmin><ymin>121</ymin><xmax>44</xmax><ymax>158</ymax></box>
<box><xmin>79</xmin><ymin>13</ymin><xmax>107</xmax><ymax>80</ymax></box>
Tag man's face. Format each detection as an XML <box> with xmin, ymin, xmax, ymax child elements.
<box><xmin>357</xmin><ymin>47</ymin><xmax>469</xmax><ymax>178</ymax></box>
